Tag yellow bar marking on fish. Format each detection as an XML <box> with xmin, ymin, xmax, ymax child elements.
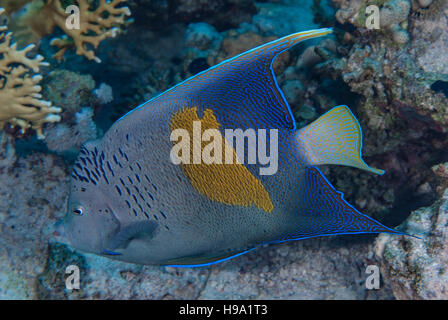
<box><xmin>170</xmin><ymin>107</ymin><xmax>274</xmax><ymax>213</ymax></box>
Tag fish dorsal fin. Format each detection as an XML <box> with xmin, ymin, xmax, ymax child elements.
<box><xmin>132</xmin><ymin>28</ymin><xmax>333</xmax><ymax>130</ymax></box>
<box><xmin>296</xmin><ymin>105</ymin><xmax>384</xmax><ymax>175</ymax></box>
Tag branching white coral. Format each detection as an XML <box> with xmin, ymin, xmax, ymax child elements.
<box><xmin>9</xmin><ymin>0</ymin><xmax>132</xmax><ymax>63</ymax></box>
<box><xmin>0</xmin><ymin>8</ymin><xmax>61</xmax><ymax>139</ymax></box>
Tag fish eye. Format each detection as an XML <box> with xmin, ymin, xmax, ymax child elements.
<box><xmin>72</xmin><ymin>206</ymin><xmax>85</xmax><ymax>216</ymax></box>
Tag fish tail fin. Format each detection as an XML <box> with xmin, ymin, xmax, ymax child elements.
<box><xmin>295</xmin><ymin>105</ymin><xmax>385</xmax><ymax>175</ymax></box>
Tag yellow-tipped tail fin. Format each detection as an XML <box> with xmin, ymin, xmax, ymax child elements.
<box><xmin>296</xmin><ymin>105</ymin><xmax>384</xmax><ymax>175</ymax></box>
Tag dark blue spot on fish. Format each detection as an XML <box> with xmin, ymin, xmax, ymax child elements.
<box><xmin>83</xmin><ymin>168</ymin><xmax>92</xmax><ymax>179</ymax></box>
<box><xmin>115</xmin><ymin>185</ymin><xmax>122</xmax><ymax>196</ymax></box>
<box><xmin>100</xmin><ymin>167</ymin><xmax>109</xmax><ymax>184</ymax></box>
<box><xmin>91</xmin><ymin>170</ymin><xmax>99</xmax><ymax>181</ymax></box>
<box><xmin>160</xmin><ymin>211</ymin><xmax>167</xmax><ymax>219</ymax></box>
<box><xmin>106</xmin><ymin>163</ymin><xmax>115</xmax><ymax>177</ymax></box>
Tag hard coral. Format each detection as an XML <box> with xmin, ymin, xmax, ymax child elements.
<box><xmin>11</xmin><ymin>0</ymin><xmax>132</xmax><ymax>63</ymax></box>
<box><xmin>50</xmin><ymin>0</ymin><xmax>132</xmax><ymax>62</ymax></box>
<box><xmin>0</xmin><ymin>8</ymin><xmax>60</xmax><ymax>139</ymax></box>
<box><xmin>334</xmin><ymin>0</ymin><xmax>411</xmax><ymax>44</ymax></box>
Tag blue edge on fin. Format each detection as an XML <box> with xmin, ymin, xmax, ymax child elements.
<box><xmin>118</xmin><ymin>28</ymin><xmax>419</xmax><ymax>268</ymax></box>
<box><xmin>166</xmin><ymin>227</ymin><xmax>420</xmax><ymax>268</ymax></box>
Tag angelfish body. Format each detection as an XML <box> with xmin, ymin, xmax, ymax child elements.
<box><xmin>60</xmin><ymin>28</ymin><xmax>404</xmax><ymax>266</ymax></box>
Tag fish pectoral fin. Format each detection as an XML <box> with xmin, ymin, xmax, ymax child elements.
<box><xmin>106</xmin><ymin>220</ymin><xmax>158</xmax><ymax>251</ymax></box>
<box><xmin>296</xmin><ymin>105</ymin><xmax>384</xmax><ymax>175</ymax></box>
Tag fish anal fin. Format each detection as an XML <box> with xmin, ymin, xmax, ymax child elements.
<box><xmin>296</xmin><ymin>105</ymin><xmax>384</xmax><ymax>175</ymax></box>
<box><xmin>163</xmin><ymin>248</ymin><xmax>255</xmax><ymax>267</ymax></box>
<box><xmin>275</xmin><ymin>167</ymin><xmax>402</xmax><ymax>243</ymax></box>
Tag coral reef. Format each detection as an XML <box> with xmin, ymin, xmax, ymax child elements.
<box><xmin>44</xmin><ymin>107</ymin><xmax>98</xmax><ymax>153</ymax></box>
<box><xmin>322</xmin><ymin>0</ymin><xmax>448</xmax><ymax>299</ymax></box>
<box><xmin>0</xmin><ymin>7</ymin><xmax>60</xmax><ymax>139</ymax></box>
<box><xmin>41</xmin><ymin>69</ymin><xmax>103</xmax><ymax>153</ymax></box>
<box><xmin>0</xmin><ymin>132</ymin><xmax>69</xmax><ymax>299</ymax></box>
<box><xmin>0</xmin><ymin>0</ymin><xmax>447</xmax><ymax>301</ymax></box>
<box><xmin>335</xmin><ymin>0</ymin><xmax>411</xmax><ymax>44</ymax></box>
<box><xmin>8</xmin><ymin>0</ymin><xmax>132</xmax><ymax>62</ymax></box>
<box><xmin>42</xmin><ymin>69</ymin><xmax>96</xmax><ymax>113</ymax></box>
<box><xmin>375</xmin><ymin>185</ymin><xmax>448</xmax><ymax>299</ymax></box>
<box><xmin>311</xmin><ymin>0</ymin><xmax>448</xmax><ymax>222</ymax></box>
<box><xmin>251</xmin><ymin>0</ymin><xmax>319</xmax><ymax>36</ymax></box>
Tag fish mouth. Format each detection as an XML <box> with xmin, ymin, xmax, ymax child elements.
<box><xmin>53</xmin><ymin>219</ymin><xmax>70</xmax><ymax>245</ymax></box>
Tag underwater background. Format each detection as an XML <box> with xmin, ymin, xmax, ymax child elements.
<box><xmin>0</xmin><ymin>0</ymin><xmax>447</xmax><ymax>299</ymax></box>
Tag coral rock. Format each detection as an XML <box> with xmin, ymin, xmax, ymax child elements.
<box><xmin>376</xmin><ymin>188</ymin><xmax>448</xmax><ymax>299</ymax></box>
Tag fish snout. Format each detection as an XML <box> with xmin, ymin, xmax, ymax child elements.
<box><xmin>53</xmin><ymin>219</ymin><xmax>69</xmax><ymax>244</ymax></box>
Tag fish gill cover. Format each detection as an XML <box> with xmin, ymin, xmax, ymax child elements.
<box><xmin>0</xmin><ymin>0</ymin><xmax>447</xmax><ymax>301</ymax></box>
